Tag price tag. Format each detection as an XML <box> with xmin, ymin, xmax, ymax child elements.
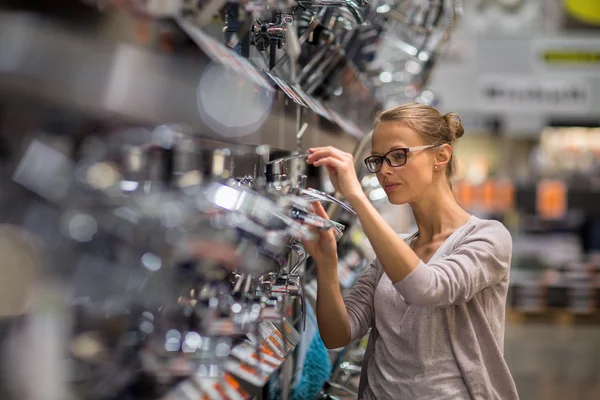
<box><xmin>194</xmin><ymin>374</ymin><xmax>250</xmax><ymax>400</ymax></box>
<box><xmin>481</xmin><ymin>180</ymin><xmax>496</xmax><ymax>212</ymax></box>
<box><xmin>221</xmin><ymin>373</ymin><xmax>251</xmax><ymax>400</ymax></box>
<box><xmin>231</xmin><ymin>340</ymin><xmax>282</xmax><ymax>373</ymax></box>
<box><xmin>224</xmin><ymin>359</ymin><xmax>271</xmax><ymax>387</ymax></box>
<box><xmin>495</xmin><ymin>179</ymin><xmax>515</xmax><ymax>212</ymax></box>
<box><xmin>455</xmin><ymin>181</ymin><xmax>474</xmax><ymax>210</ymax></box>
<box><xmin>536</xmin><ymin>180</ymin><xmax>567</xmax><ymax>219</ymax></box>
<box><xmin>272</xmin><ymin>318</ymin><xmax>301</xmax><ymax>346</ymax></box>
<box><xmin>258</xmin><ymin>322</ymin><xmax>287</xmax><ymax>358</ymax></box>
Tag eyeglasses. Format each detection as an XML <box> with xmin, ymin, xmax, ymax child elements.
<box><xmin>364</xmin><ymin>145</ymin><xmax>438</xmax><ymax>173</ymax></box>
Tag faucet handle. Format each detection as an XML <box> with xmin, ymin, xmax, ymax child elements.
<box><xmin>270</xmin><ymin>274</ymin><xmax>305</xmax><ymax>330</ymax></box>
<box><xmin>264</xmin><ymin>152</ymin><xmax>309</xmax><ymax>183</ymax></box>
<box><xmin>299</xmin><ymin>187</ymin><xmax>356</xmax><ymax>215</ymax></box>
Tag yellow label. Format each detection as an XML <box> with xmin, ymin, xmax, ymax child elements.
<box><xmin>543</xmin><ymin>51</ymin><xmax>600</xmax><ymax>64</ymax></box>
<box><xmin>563</xmin><ymin>0</ymin><xmax>600</xmax><ymax>25</ymax></box>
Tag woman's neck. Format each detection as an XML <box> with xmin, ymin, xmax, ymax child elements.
<box><xmin>409</xmin><ymin>182</ymin><xmax>471</xmax><ymax>242</ymax></box>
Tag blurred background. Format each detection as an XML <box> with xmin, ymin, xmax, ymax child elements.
<box><xmin>1</xmin><ymin>1</ymin><xmax>600</xmax><ymax>399</ymax></box>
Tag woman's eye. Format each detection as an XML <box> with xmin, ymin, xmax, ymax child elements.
<box><xmin>392</xmin><ymin>152</ymin><xmax>405</xmax><ymax>160</ymax></box>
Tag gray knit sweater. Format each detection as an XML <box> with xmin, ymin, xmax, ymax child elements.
<box><xmin>344</xmin><ymin>215</ymin><xmax>519</xmax><ymax>399</ymax></box>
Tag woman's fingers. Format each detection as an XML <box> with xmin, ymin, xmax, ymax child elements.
<box><xmin>312</xmin><ymin>156</ymin><xmax>345</xmax><ymax>170</ymax></box>
<box><xmin>312</xmin><ymin>201</ymin><xmax>330</xmax><ymax>220</ymax></box>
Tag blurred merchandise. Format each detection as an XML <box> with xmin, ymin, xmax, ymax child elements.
<box><xmin>0</xmin><ymin>0</ymin><xmax>600</xmax><ymax>399</ymax></box>
<box><xmin>535</xmin><ymin>127</ymin><xmax>600</xmax><ymax>179</ymax></box>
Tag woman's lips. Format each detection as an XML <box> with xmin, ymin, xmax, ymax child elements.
<box><xmin>384</xmin><ymin>183</ymin><xmax>400</xmax><ymax>192</ymax></box>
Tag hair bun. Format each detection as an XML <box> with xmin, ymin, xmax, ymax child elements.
<box><xmin>444</xmin><ymin>112</ymin><xmax>464</xmax><ymax>140</ymax></box>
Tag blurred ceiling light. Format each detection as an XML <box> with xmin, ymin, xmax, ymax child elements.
<box><xmin>197</xmin><ymin>64</ymin><xmax>273</xmax><ymax>138</ymax></box>
<box><xmin>152</xmin><ymin>125</ymin><xmax>175</xmax><ymax>149</ymax></box>
<box><xmin>165</xmin><ymin>338</ymin><xmax>180</xmax><ymax>352</ymax></box>
<box><xmin>369</xmin><ymin>176</ymin><xmax>380</xmax><ymax>187</ymax></box>
<box><xmin>125</xmin><ymin>146</ymin><xmax>143</xmax><ymax>172</ymax></box>
<box><xmin>70</xmin><ymin>333</ymin><xmax>105</xmax><ymax>363</ymax></box>
<box><xmin>142</xmin><ymin>311</ymin><xmax>154</xmax><ymax>322</ymax></box>
<box><xmin>368</xmin><ymin>188</ymin><xmax>387</xmax><ymax>201</ymax></box>
<box><xmin>466</xmin><ymin>158</ymin><xmax>489</xmax><ymax>185</ymax></box>
<box><xmin>404</xmin><ymin>85</ymin><xmax>418</xmax><ymax>98</ymax></box>
<box><xmin>166</xmin><ymin>329</ymin><xmax>181</xmax><ymax>341</ymax></box>
<box><xmin>139</xmin><ymin>321</ymin><xmax>154</xmax><ymax>334</ymax></box>
<box><xmin>417</xmin><ymin>52</ymin><xmax>430</xmax><ymax>62</ymax></box>
<box><xmin>405</xmin><ymin>60</ymin><xmax>422</xmax><ymax>75</ymax></box>
<box><xmin>211</xmin><ymin>184</ymin><xmax>241</xmax><ymax>211</ymax></box>
<box><xmin>178</xmin><ymin>170</ymin><xmax>203</xmax><ymax>189</ymax></box>
<box><xmin>379</xmin><ymin>71</ymin><xmax>393</xmax><ymax>83</ymax></box>
<box><xmin>63</xmin><ymin>212</ymin><xmax>98</xmax><ymax>242</ymax></box>
<box><xmin>420</xmin><ymin>90</ymin><xmax>435</xmax><ymax>103</ymax></box>
<box><xmin>142</xmin><ymin>252</ymin><xmax>162</xmax><ymax>271</ymax></box>
<box><xmin>393</xmin><ymin>41</ymin><xmax>418</xmax><ymax>57</ymax></box>
<box><xmin>87</xmin><ymin>162</ymin><xmax>120</xmax><ymax>190</ymax></box>
<box><xmin>120</xmin><ymin>180</ymin><xmax>139</xmax><ymax>192</ymax></box>
<box><xmin>376</xmin><ymin>4</ymin><xmax>391</xmax><ymax>13</ymax></box>
<box><xmin>231</xmin><ymin>303</ymin><xmax>242</xmax><ymax>314</ymax></box>
<box><xmin>393</xmin><ymin>72</ymin><xmax>405</xmax><ymax>82</ymax></box>
<box><xmin>215</xmin><ymin>342</ymin><xmax>231</xmax><ymax>357</ymax></box>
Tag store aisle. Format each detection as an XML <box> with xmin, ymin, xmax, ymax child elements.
<box><xmin>505</xmin><ymin>324</ymin><xmax>600</xmax><ymax>400</ymax></box>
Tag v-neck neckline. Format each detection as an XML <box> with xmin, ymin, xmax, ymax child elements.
<box><xmin>409</xmin><ymin>215</ymin><xmax>475</xmax><ymax>264</ymax></box>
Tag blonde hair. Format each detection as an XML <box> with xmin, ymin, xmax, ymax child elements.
<box><xmin>374</xmin><ymin>102</ymin><xmax>464</xmax><ymax>180</ymax></box>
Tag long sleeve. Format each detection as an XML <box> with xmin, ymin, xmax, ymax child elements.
<box><xmin>344</xmin><ymin>261</ymin><xmax>381</xmax><ymax>342</ymax></box>
<box><xmin>394</xmin><ymin>220</ymin><xmax>512</xmax><ymax>308</ymax></box>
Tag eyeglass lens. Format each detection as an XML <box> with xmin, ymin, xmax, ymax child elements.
<box><xmin>365</xmin><ymin>149</ymin><xmax>407</xmax><ymax>172</ymax></box>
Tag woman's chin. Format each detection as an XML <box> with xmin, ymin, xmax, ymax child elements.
<box><xmin>387</xmin><ymin>193</ymin><xmax>411</xmax><ymax>205</ymax></box>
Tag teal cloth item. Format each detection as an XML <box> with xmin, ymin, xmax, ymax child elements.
<box><xmin>269</xmin><ymin>332</ymin><xmax>332</xmax><ymax>400</ymax></box>
<box><xmin>291</xmin><ymin>332</ymin><xmax>331</xmax><ymax>400</ymax></box>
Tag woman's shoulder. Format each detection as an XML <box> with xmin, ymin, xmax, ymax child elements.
<box><xmin>467</xmin><ymin>216</ymin><xmax>511</xmax><ymax>239</ymax></box>
<box><xmin>457</xmin><ymin>216</ymin><xmax>512</xmax><ymax>256</ymax></box>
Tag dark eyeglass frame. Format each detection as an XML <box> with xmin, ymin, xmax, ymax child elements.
<box><xmin>364</xmin><ymin>145</ymin><xmax>439</xmax><ymax>173</ymax></box>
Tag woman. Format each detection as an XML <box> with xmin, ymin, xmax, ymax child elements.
<box><xmin>303</xmin><ymin>103</ymin><xmax>518</xmax><ymax>399</ymax></box>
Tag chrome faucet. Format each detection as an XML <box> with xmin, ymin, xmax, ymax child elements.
<box><xmin>264</xmin><ymin>151</ymin><xmax>310</xmax><ymax>190</ymax></box>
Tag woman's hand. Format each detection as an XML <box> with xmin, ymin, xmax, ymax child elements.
<box><xmin>306</xmin><ymin>146</ymin><xmax>365</xmax><ymax>203</ymax></box>
<box><xmin>301</xmin><ymin>202</ymin><xmax>338</xmax><ymax>270</ymax></box>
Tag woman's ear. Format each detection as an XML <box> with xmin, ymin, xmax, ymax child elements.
<box><xmin>434</xmin><ymin>144</ymin><xmax>453</xmax><ymax>170</ymax></box>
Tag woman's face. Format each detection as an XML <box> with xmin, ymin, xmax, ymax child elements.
<box><xmin>371</xmin><ymin>121</ymin><xmax>437</xmax><ymax>205</ymax></box>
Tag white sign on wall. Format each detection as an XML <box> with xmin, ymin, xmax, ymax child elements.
<box><xmin>477</xmin><ymin>75</ymin><xmax>591</xmax><ymax>113</ymax></box>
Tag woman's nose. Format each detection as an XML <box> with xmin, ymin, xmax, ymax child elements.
<box><xmin>380</xmin><ymin>162</ymin><xmax>394</xmax><ymax>175</ymax></box>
